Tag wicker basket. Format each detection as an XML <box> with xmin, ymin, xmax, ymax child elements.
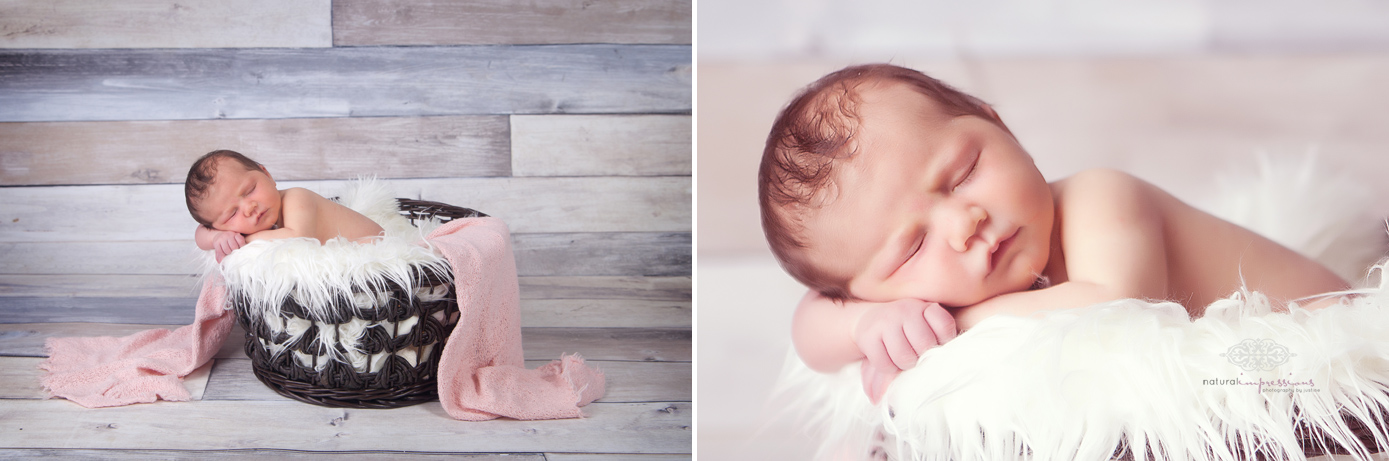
<box><xmin>232</xmin><ymin>198</ymin><xmax>486</xmax><ymax>409</ymax></box>
<box><xmin>1107</xmin><ymin>415</ymin><xmax>1386</xmax><ymax>460</ymax></box>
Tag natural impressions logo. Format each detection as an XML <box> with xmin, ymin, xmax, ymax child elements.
<box><xmin>1221</xmin><ymin>338</ymin><xmax>1295</xmax><ymax>372</ymax></box>
<box><xmin>1201</xmin><ymin>374</ymin><xmax>1317</xmax><ymax>394</ymax></box>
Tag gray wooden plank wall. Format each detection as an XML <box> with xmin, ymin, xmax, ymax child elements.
<box><xmin>0</xmin><ymin>1</ymin><xmax>691</xmax><ymax>459</ymax></box>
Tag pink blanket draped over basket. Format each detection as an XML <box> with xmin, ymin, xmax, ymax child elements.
<box><xmin>39</xmin><ymin>217</ymin><xmax>606</xmax><ymax>420</ymax></box>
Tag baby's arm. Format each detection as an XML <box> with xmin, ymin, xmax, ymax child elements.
<box><xmin>793</xmin><ymin>290</ymin><xmax>956</xmax><ymax>402</ymax></box>
<box><xmin>194</xmin><ymin>225</ymin><xmax>246</xmax><ymax>263</ymax></box>
<box><xmin>950</xmin><ymin>281</ymin><xmax>1128</xmax><ymax>330</ymax></box>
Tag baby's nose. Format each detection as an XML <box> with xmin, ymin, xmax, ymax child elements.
<box><xmin>947</xmin><ymin>206</ymin><xmax>987</xmax><ymax>253</ymax></box>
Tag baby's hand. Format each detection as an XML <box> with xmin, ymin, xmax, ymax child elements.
<box><xmin>853</xmin><ymin>299</ymin><xmax>957</xmax><ymax>404</ymax></box>
<box><xmin>209</xmin><ymin>230</ymin><xmax>246</xmax><ymax>263</ymax></box>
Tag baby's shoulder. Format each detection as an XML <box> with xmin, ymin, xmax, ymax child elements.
<box><xmin>1054</xmin><ymin>168</ymin><xmax>1149</xmax><ymax>196</ymax></box>
<box><xmin>279</xmin><ymin>187</ymin><xmax>329</xmax><ymax>205</ymax></box>
<box><xmin>1053</xmin><ymin>168</ymin><xmax>1164</xmax><ymax>223</ymax></box>
<box><xmin>277</xmin><ymin>188</ymin><xmax>333</xmax><ymax>220</ymax></box>
<box><xmin>280</xmin><ymin>187</ymin><xmax>319</xmax><ymax>198</ymax></box>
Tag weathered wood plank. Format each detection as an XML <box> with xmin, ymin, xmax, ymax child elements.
<box><xmin>0</xmin><ymin>46</ymin><xmax>692</xmax><ymax>122</ymax></box>
<box><xmin>512</xmin><ymin>233</ymin><xmax>691</xmax><ymax>277</ymax></box>
<box><xmin>333</xmin><ymin>0</ymin><xmax>691</xmax><ymax>46</ymax></box>
<box><xmin>0</xmin><ymin>323</ymin><xmax>692</xmax><ymax>362</ymax></box>
<box><xmin>0</xmin><ymin>177</ymin><xmax>690</xmax><ymax>239</ymax></box>
<box><xmin>0</xmin><ymin>297</ymin><xmax>198</xmax><ymax>324</ymax></box>
<box><xmin>0</xmin><ymin>0</ymin><xmax>331</xmax><ymax>49</ymax></box>
<box><xmin>567</xmin><ymin>360</ymin><xmax>690</xmax><ymax>403</ymax></box>
<box><xmin>511</xmin><ymin>115</ymin><xmax>691</xmax><ymax>177</ymax></box>
<box><xmin>520</xmin><ymin>299</ymin><xmax>690</xmax><ymax>328</ymax></box>
<box><xmin>546</xmin><ymin>455</ymin><xmax>691</xmax><ymax>461</ymax></box>
<box><xmin>2</xmin><ymin>357</ymin><xmax>690</xmax><ymax>404</ymax></box>
<box><xmin>0</xmin><ymin>234</ymin><xmax>690</xmax><ymax>277</ymax></box>
<box><xmin>0</xmin><ymin>297</ymin><xmax>689</xmax><ymax>328</ymax></box>
<box><xmin>0</xmin><ymin>274</ymin><xmax>204</xmax><ymax>298</ymax></box>
<box><xmin>518</xmin><ymin>276</ymin><xmax>690</xmax><ymax>301</ymax></box>
<box><xmin>515</xmin><ymin>327</ymin><xmax>691</xmax><ymax>362</ymax></box>
<box><xmin>0</xmin><ymin>355</ymin><xmax>43</xmax><ymax>398</ymax></box>
<box><xmin>0</xmin><ymin>450</ymin><xmax>539</xmax><ymax>460</ymax></box>
<box><xmin>0</xmin><ymin>116</ymin><xmax>510</xmax><ymax>186</ymax></box>
<box><xmin>0</xmin><ymin>323</ymin><xmax>247</xmax><ymax>359</ymax></box>
<box><xmin>197</xmin><ymin>359</ymin><xmax>689</xmax><ymax>403</ymax></box>
<box><xmin>0</xmin><ymin>400</ymin><xmax>691</xmax><ymax>453</ymax></box>
<box><xmin>0</xmin><ymin>275</ymin><xmax>691</xmax><ymax>301</ymax></box>
<box><xmin>0</xmin><ymin>241</ymin><xmax>210</xmax><ymax>276</ymax></box>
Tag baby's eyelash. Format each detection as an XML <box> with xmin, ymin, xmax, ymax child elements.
<box><xmin>905</xmin><ymin>235</ymin><xmax>925</xmax><ymax>264</ymax></box>
<box><xmin>952</xmin><ymin>153</ymin><xmax>981</xmax><ymax>192</ymax></box>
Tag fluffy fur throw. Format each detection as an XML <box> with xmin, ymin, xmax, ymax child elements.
<box><xmin>215</xmin><ymin>179</ymin><xmax>453</xmax><ymax>370</ymax></box>
<box><xmin>217</xmin><ymin>179</ymin><xmax>447</xmax><ymax>323</ymax></box>
<box><xmin>777</xmin><ymin>155</ymin><xmax>1389</xmax><ymax>460</ymax></box>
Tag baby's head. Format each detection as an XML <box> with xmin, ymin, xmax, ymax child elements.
<box><xmin>759</xmin><ymin>64</ymin><xmax>1055</xmax><ymax>306</ymax></box>
<box><xmin>184</xmin><ymin>150</ymin><xmax>281</xmax><ymax>234</ymax></box>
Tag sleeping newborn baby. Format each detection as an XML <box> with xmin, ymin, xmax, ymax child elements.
<box><xmin>758</xmin><ymin>64</ymin><xmax>1351</xmax><ymax>403</ymax></box>
<box><xmin>184</xmin><ymin>150</ymin><xmax>385</xmax><ymax>262</ymax></box>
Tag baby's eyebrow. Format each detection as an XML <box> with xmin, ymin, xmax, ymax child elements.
<box><xmin>929</xmin><ymin>139</ymin><xmax>974</xmax><ymax>187</ymax></box>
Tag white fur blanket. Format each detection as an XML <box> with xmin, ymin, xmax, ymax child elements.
<box><xmin>217</xmin><ymin>178</ymin><xmax>449</xmax><ymax>329</ymax></box>
<box><xmin>219</xmin><ymin>179</ymin><xmax>606</xmax><ymax>420</ymax></box>
<box><xmin>777</xmin><ymin>155</ymin><xmax>1389</xmax><ymax>460</ymax></box>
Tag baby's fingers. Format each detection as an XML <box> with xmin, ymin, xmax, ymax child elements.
<box><xmin>860</xmin><ymin>361</ymin><xmax>899</xmax><ymax>405</ymax></box>
<box><xmin>857</xmin><ymin>335</ymin><xmax>895</xmax><ymax>375</ymax></box>
<box><xmin>923</xmin><ymin>303</ymin><xmax>958</xmax><ymax>344</ymax></box>
<box><xmin>901</xmin><ymin>313</ymin><xmax>939</xmax><ymax>356</ymax></box>
<box><xmin>882</xmin><ymin>329</ymin><xmax>919</xmax><ymax>371</ymax></box>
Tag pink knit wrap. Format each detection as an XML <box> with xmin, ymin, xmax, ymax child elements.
<box><xmin>39</xmin><ymin>217</ymin><xmax>605</xmax><ymax>420</ymax></box>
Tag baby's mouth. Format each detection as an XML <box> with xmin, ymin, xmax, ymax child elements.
<box><xmin>989</xmin><ymin>229</ymin><xmax>1019</xmax><ymax>273</ymax></box>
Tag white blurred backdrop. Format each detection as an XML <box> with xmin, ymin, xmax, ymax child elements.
<box><xmin>698</xmin><ymin>1</ymin><xmax>1389</xmax><ymax>459</ymax></box>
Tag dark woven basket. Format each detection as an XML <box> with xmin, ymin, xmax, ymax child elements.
<box><xmin>233</xmin><ymin>199</ymin><xmax>486</xmax><ymax>409</ymax></box>
<box><xmin>1105</xmin><ymin>407</ymin><xmax>1387</xmax><ymax>460</ymax></box>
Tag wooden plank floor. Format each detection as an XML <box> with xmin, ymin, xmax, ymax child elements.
<box><xmin>0</xmin><ymin>1</ymin><xmax>691</xmax><ymax>458</ymax></box>
<box><xmin>0</xmin><ymin>46</ymin><xmax>692</xmax><ymax>122</ymax></box>
<box><xmin>0</xmin><ymin>275</ymin><xmax>692</xmax><ymax>459</ymax></box>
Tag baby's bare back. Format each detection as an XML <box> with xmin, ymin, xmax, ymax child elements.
<box><xmin>1155</xmin><ymin>186</ymin><xmax>1348</xmax><ymax>314</ymax></box>
<box><xmin>252</xmin><ymin>188</ymin><xmax>385</xmax><ymax>244</ymax></box>
<box><xmin>1049</xmin><ymin>171</ymin><xmax>1349</xmax><ymax>317</ymax></box>
<box><xmin>308</xmin><ymin>192</ymin><xmax>386</xmax><ymax>243</ymax></box>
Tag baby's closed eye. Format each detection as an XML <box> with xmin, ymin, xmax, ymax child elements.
<box><xmin>951</xmin><ymin>152</ymin><xmax>981</xmax><ymax>192</ymax></box>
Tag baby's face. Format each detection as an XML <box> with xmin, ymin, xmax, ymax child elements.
<box><xmin>196</xmin><ymin>158</ymin><xmax>281</xmax><ymax>235</ymax></box>
<box><xmin>801</xmin><ymin>81</ymin><xmax>1055</xmax><ymax>307</ymax></box>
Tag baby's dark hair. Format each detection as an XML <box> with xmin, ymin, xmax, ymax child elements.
<box><xmin>185</xmin><ymin>150</ymin><xmax>261</xmax><ymax>229</ymax></box>
<box><xmin>758</xmin><ymin>63</ymin><xmax>998</xmax><ymax>300</ymax></box>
